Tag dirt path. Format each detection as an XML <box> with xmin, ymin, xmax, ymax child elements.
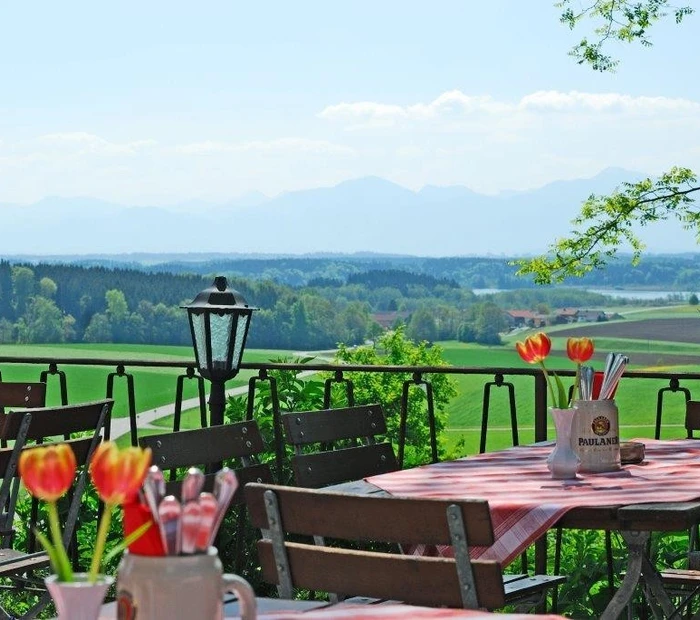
<box><xmin>110</xmin><ymin>367</ymin><xmax>323</xmax><ymax>441</ymax></box>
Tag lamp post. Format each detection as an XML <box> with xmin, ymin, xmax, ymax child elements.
<box><xmin>182</xmin><ymin>276</ymin><xmax>257</xmax><ymax>426</ymax></box>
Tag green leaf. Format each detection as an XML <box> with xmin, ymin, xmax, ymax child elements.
<box><xmin>34</xmin><ymin>528</ymin><xmax>69</xmax><ymax>582</ymax></box>
<box><xmin>102</xmin><ymin>521</ymin><xmax>153</xmax><ymax>567</ymax></box>
<box><xmin>552</xmin><ymin>372</ymin><xmax>568</xmax><ymax>409</ymax></box>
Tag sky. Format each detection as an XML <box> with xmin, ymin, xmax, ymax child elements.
<box><xmin>1</xmin><ymin>0</ymin><xmax>699</xmax><ymax>206</ymax></box>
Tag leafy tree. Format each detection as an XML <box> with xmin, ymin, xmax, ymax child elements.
<box><xmin>24</xmin><ymin>297</ymin><xmax>66</xmax><ymax>343</ymax></box>
<box><xmin>83</xmin><ymin>313</ymin><xmax>112</xmax><ymax>343</ymax></box>
<box><xmin>689</xmin><ymin>293</ymin><xmax>699</xmax><ymax>306</ymax></box>
<box><xmin>11</xmin><ymin>266</ymin><xmax>35</xmax><ymax>317</ymax></box>
<box><xmin>38</xmin><ymin>277</ymin><xmax>58</xmax><ymax>299</ymax></box>
<box><xmin>334</xmin><ymin>326</ymin><xmax>458</xmax><ymax>467</ymax></box>
<box><xmin>472</xmin><ymin>302</ymin><xmax>508</xmax><ymax>345</ymax></box>
<box><xmin>407</xmin><ymin>307</ymin><xmax>438</xmax><ymax>343</ymax></box>
<box><xmin>517</xmin><ymin>3</ymin><xmax>698</xmax><ymax>284</ymax></box>
<box><xmin>558</xmin><ymin>0</ymin><xmax>693</xmax><ymax>72</ymax></box>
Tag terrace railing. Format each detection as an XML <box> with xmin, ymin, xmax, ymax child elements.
<box><xmin>2</xmin><ymin>354</ymin><xmax>700</xmax><ymax>574</ymax></box>
<box><xmin>1</xmin><ymin>354</ymin><xmax>698</xmax><ymax>456</ymax></box>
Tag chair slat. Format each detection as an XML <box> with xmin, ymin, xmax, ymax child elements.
<box><xmin>0</xmin><ymin>400</ymin><xmax>110</xmax><ymax>441</ymax></box>
<box><xmin>686</xmin><ymin>401</ymin><xmax>700</xmax><ymax>436</ymax></box>
<box><xmin>257</xmin><ymin>541</ymin><xmax>506</xmax><ymax>610</ymax></box>
<box><xmin>0</xmin><ymin>383</ymin><xmax>46</xmax><ymax>411</ymax></box>
<box><xmin>139</xmin><ymin>421</ymin><xmax>264</xmax><ymax>469</ymax></box>
<box><xmin>292</xmin><ymin>443</ymin><xmax>398</xmax><ymax>488</ymax></box>
<box><xmin>283</xmin><ymin>405</ymin><xmax>387</xmax><ymax>445</ymax></box>
<box><xmin>246</xmin><ymin>483</ymin><xmax>494</xmax><ymax>547</ymax></box>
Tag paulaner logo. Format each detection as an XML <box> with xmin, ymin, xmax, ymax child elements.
<box><xmin>579</xmin><ymin>436</ymin><xmax>619</xmax><ymax>446</ymax></box>
<box><xmin>591</xmin><ymin>416</ymin><xmax>611</xmax><ymax>436</ymax></box>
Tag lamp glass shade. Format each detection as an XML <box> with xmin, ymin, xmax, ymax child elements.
<box><xmin>190</xmin><ymin>313</ymin><xmax>209</xmax><ymax>371</ymax></box>
<box><xmin>209</xmin><ymin>312</ymin><xmax>234</xmax><ymax>372</ymax></box>
<box><xmin>231</xmin><ymin>314</ymin><xmax>251</xmax><ymax>371</ymax></box>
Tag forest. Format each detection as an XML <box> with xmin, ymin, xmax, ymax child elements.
<box><xmin>0</xmin><ymin>254</ymin><xmax>695</xmax><ymax>349</ymax></box>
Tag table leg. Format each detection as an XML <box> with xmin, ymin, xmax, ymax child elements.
<box><xmin>601</xmin><ymin>531</ymin><xmax>647</xmax><ymax>620</ymax></box>
<box><xmin>601</xmin><ymin>531</ymin><xmax>678</xmax><ymax>620</ymax></box>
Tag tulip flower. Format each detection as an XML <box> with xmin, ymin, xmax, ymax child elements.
<box><xmin>90</xmin><ymin>442</ymin><xmax>152</xmax><ymax>505</ymax></box>
<box><xmin>516</xmin><ymin>332</ymin><xmax>567</xmax><ymax>408</ymax></box>
<box><xmin>567</xmin><ymin>337</ymin><xmax>594</xmax><ymax>364</ymax></box>
<box><xmin>18</xmin><ymin>445</ymin><xmax>77</xmax><ymax>582</ymax></box>
<box><xmin>515</xmin><ymin>332</ymin><xmax>552</xmax><ymax>364</ymax></box>
<box><xmin>567</xmin><ymin>337</ymin><xmax>595</xmax><ymax>402</ymax></box>
<box><xmin>88</xmin><ymin>442</ymin><xmax>151</xmax><ymax>583</ymax></box>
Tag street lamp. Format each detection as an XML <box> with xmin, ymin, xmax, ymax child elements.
<box><xmin>182</xmin><ymin>276</ymin><xmax>257</xmax><ymax>426</ymax></box>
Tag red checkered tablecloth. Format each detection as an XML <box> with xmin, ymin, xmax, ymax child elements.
<box><xmin>260</xmin><ymin>602</ymin><xmax>565</xmax><ymax>619</ymax></box>
<box><xmin>366</xmin><ymin>439</ymin><xmax>700</xmax><ymax>567</ymax></box>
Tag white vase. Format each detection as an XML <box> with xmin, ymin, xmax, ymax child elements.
<box><xmin>45</xmin><ymin>573</ymin><xmax>114</xmax><ymax>620</ymax></box>
<box><xmin>547</xmin><ymin>407</ymin><xmax>580</xmax><ymax>480</ymax></box>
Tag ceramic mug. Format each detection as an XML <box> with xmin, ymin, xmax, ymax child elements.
<box><xmin>116</xmin><ymin>548</ymin><xmax>256</xmax><ymax>620</ymax></box>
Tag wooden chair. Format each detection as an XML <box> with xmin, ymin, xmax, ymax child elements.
<box><xmin>246</xmin><ymin>482</ymin><xmax>566</xmax><ymax>611</ymax></box>
<box><xmin>0</xmin><ymin>399</ymin><xmax>112</xmax><ymax>620</ymax></box>
<box><xmin>139</xmin><ymin>421</ymin><xmax>273</xmax><ymax>573</ymax></box>
<box><xmin>281</xmin><ymin>404</ymin><xmax>398</xmax><ymax>488</ymax></box>
<box><xmin>658</xmin><ymin>400</ymin><xmax>700</xmax><ymax>615</ymax></box>
<box><xmin>0</xmin><ymin>382</ymin><xmax>48</xmax><ymax>553</ymax></box>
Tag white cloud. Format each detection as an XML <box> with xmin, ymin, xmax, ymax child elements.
<box><xmin>519</xmin><ymin>90</ymin><xmax>700</xmax><ymax>115</ymax></box>
<box><xmin>319</xmin><ymin>89</ymin><xmax>700</xmax><ymax>129</ymax></box>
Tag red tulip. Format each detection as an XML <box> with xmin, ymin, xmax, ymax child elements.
<box><xmin>19</xmin><ymin>444</ymin><xmax>76</xmax><ymax>502</ymax></box>
<box><xmin>567</xmin><ymin>337</ymin><xmax>594</xmax><ymax>364</ymax></box>
<box><xmin>515</xmin><ymin>332</ymin><xmax>552</xmax><ymax>364</ymax></box>
<box><xmin>89</xmin><ymin>442</ymin><xmax>151</xmax><ymax>505</ymax></box>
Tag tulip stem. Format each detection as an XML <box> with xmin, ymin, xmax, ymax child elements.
<box><xmin>539</xmin><ymin>361</ymin><xmax>557</xmax><ymax>408</ymax></box>
<box><xmin>572</xmin><ymin>364</ymin><xmax>581</xmax><ymax>405</ymax></box>
<box><xmin>89</xmin><ymin>503</ymin><xmax>113</xmax><ymax>583</ymax></box>
<box><xmin>47</xmin><ymin>501</ymin><xmax>73</xmax><ymax>582</ymax></box>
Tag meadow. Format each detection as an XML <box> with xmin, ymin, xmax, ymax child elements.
<box><xmin>2</xmin><ymin>305</ymin><xmax>699</xmax><ymax>455</ymax></box>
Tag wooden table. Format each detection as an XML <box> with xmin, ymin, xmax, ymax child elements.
<box><xmin>326</xmin><ymin>439</ymin><xmax>700</xmax><ymax>619</ymax></box>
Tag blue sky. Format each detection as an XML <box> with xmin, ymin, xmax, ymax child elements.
<box><xmin>1</xmin><ymin>0</ymin><xmax>699</xmax><ymax>205</ymax></box>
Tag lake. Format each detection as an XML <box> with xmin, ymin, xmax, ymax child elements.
<box><xmin>473</xmin><ymin>288</ymin><xmax>694</xmax><ymax>301</ymax></box>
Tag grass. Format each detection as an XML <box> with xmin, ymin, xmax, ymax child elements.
<box><xmin>438</xmin><ymin>335</ymin><xmax>698</xmax><ymax>455</ymax></box>
<box><xmin>0</xmin><ymin>343</ymin><xmax>296</xmax><ymax>420</ymax></box>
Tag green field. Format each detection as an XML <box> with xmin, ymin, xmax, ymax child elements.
<box><xmin>0</xmin><ymin>343</ymin><xmax>295</xmax><ymax>420</ymax></box>
<box><xmin>3</xmin><ymin>309</ymin><xmax>699</xmax><ymax>455</ymax></box>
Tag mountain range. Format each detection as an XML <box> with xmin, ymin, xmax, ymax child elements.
<box><xmin>2</xmin><ymin>167</ymin><xmax>696</xmax><ymax>257</ymax></box>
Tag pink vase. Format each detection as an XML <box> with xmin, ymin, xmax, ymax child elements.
<box><xmin>546</xmin><ymin>407</ymin><xmax>580</xmax><ymax>480</ymax></box>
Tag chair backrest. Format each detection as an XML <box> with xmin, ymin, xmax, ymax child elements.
<box><xmin>281</xmin><ymin>404</ymin><xmax>398</xmax><ymax>488</ymax></box>
<box><xmin>138</xmin><ymin>421</ymin><xmax>273</xmax><ymax>503</ymax></box>
<box><xmin>245</xmin><ymin>482</ymin><xmax>505</xmax><ymax>610</ymax></box>
<box><xmin>686</xmin><ymin>401</ymin><xmax>700</xmax><ymax>438</ymax></box>
<box><xmin>0</xmin><ymin>382</ymin><xmax>47</xmax><ymax>414</ymax></box>
<box><xmin>0</xmin><ymin>399</ymin><xmax>112</xmax><ymax>547</ymax></box>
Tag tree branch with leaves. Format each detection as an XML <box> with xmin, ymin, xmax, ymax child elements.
<box><xmin>557</xmin><ymin>0</ymin><xmax>693</xmax><ymax>71</ymax></box>
<box><xmin>516</xmin><ymin>3</ymin><xmax>699</xmax><ymax>284</ymax></box>
<box><xmin>516</xmin><ymin>167</ymin><xmax>700</xmax><ymax>284</ymax></box>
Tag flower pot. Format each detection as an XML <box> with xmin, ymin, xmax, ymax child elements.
<box><xmin>116</xmin><ymin>547</ymin><xmax>256</xmax><ymax>620</ymax></box>
<box><xmin>45</xmin><ymin>573</ymin><xmax>114</xmax><ymax>620</ymax></box>
<box><xmin>572</xmin><ymin>399</ymin><xmax>621</xmax><ymax>473</ymax></box>
<box><xmin>546</xmin><ymin>407</ymin><xmax>580</xmax><ymax>480</ymax></box>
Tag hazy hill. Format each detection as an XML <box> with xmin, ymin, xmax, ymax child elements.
<box><xmin>2</xmin><ymin>167</ymin><xmax>695</xmax><ymax>256</ymax></box>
